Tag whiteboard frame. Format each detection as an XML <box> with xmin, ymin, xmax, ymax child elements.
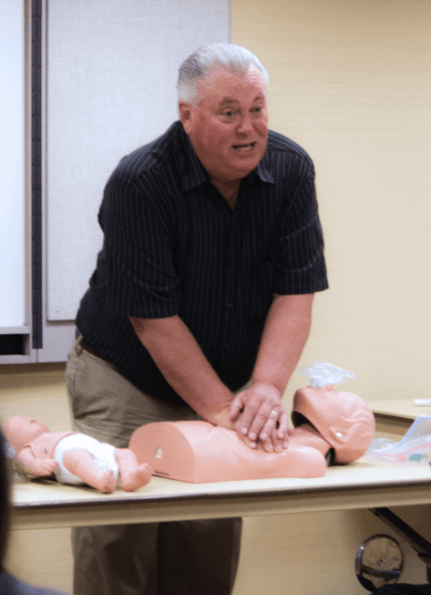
<box><xmin>0</xmin><ymin>0</ymin><xmax>231</xmax><ymax>364</ymax></box>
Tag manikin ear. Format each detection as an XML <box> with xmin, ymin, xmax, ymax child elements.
<box><xmin>178</xmin><ymin>101</ymin><xmax>193</xmax><ymax>134</ymax></box>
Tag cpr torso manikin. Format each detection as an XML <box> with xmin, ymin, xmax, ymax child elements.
<box><xmin>129</xmin><ymin>385</ymin><xmax>375</xmax><ymax>483</ymax></box>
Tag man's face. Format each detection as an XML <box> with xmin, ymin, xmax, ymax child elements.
<box><xmin>180</xmin><ymin>66</ymin><xmax>269</xmax><ymax>185</ymax></box>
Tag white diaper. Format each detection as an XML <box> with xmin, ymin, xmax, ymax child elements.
<box><xmin>54</xmin><ymin>433</ymin><xmax>119</xmax><ymax>486</ymax></box>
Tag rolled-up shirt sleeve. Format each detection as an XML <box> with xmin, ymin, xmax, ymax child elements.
<box><xmin>101</xmin><ymin>175</ymin><xmax>181</xmax><ymax>318</ymax></box>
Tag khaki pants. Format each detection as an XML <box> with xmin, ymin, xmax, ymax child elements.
<box><xmin>65</xmin><ymin>336</ymin><xmax>242</xmax><ymax>595</ymax></box>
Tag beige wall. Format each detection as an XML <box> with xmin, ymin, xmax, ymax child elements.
<box><xmin>0</xmin><ymin>364</ymin><xmax>70</xmax><ymax>431</ymax></box>
<box><xmin>232</xmin><ymin>0</ymin><xmax>431</xmax><ymax>405</ymax></box>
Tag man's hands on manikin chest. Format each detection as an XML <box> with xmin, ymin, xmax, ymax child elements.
<box><xmin>228</xmin><ymin>383</ymin><xmax>290</xmax><ymax>452</ymax></box>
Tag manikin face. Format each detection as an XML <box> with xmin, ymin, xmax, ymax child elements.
<box><xmin>3</xmin><ymin>416</ymin><xmax>49</xmax><ymax>453</ymax></box>
<box><xmin>179</xmin><ymin>66</ymin><xmax>269</xmax><ymax>187</ymax></box>
<box><xmin>292</xmin><ymin>386</ymin><xmax>375</xmax><ymax>463</ymax></box>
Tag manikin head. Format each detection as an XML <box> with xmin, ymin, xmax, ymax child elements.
<box><xmin>177</xmin><ymin>43</ymin><xmax>269</xmax><ymax>187</ymax></box>
<box><xmin>292</xmin><ymin>385</ymin><xmax>375</xmax><ymax>464</ymax></box>
<box><xmin>2</xmin><ymin>416</ymin><xmax>49</xmax><ymax>454</ymax></box>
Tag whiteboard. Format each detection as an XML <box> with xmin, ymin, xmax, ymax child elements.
<box><xmin>46</xmin><ymin>0</ymin><xmax>230</xmax><ymax>321</ymax></box>
<box><xmin>0</xmin><ymin>0</ymin><xmax>25</xmax><ymax>327</ymax></box>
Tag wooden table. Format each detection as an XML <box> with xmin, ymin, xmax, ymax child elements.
<box><xmin>12</xmin><ymin>456</ymin><xmax>431</xmax><ymax>531</ymax></box>
<box><xmin>9</xmin><ymin>401</ymin><xmax>431</xmax><ymax>593</ymax></box>
<box><xmin>371</xmin><ymin>399</ymin><xmax>431</xmax><ymax>435</ymax></box>
<box><xmin>11</xmin><ymin>400</ymin><xmax>431</xmax><ymax>531</ymax></box>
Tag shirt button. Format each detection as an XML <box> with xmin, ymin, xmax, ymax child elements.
<box><xmin>226</xmin><ymin>303</ymin><xmax>233</xmax><ymax>309</ymax></box>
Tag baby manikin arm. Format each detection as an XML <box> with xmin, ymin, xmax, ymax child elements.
<box><xmin>129</xmin><ymin>421</ymin><xmax>327</xmax><ymax>483</ymax></box>
<box><xmin>16</xmin><ymin>447</ymin><xmax>58</xmax><ymax>478</ymax></box>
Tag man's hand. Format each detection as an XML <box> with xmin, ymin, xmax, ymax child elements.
<box><xmin>229</xmin><ymin>293</ymin><xmax>313</xmax><ymax>452</ymax></box>
<box><xmin>229</xmin><ymin>383</ymin><xmax>289</xmax><ymax>452</ymax></box>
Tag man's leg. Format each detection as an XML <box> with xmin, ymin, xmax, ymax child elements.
<box><xmin>72</xmin><ymin>519</ymin><xmax>242</xmax><ymax>595</ymax></box>
<box><xmin>66</xmin><ymin>336</ymin><xmax>242</xmax><ymax>595</ymax></box>
<box><xmin>66</xmin><ymin>337</ymin><xmax>170</xmax><ymax>594</ymax></box>
<box><xmin>158</xmin><ymin>518</ymin><xmax>242</xmax><ymax>595</ymax></box>
<box><xmin>72</xmin><ymin>522</ymin><xmax>159</xmax><ymax>595</ymax></box>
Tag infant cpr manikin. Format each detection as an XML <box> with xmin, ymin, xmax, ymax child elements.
<box><xmin>129</xmin><ymin>383</ymin><xmax>375</xmax><ymax>483</ymax></box>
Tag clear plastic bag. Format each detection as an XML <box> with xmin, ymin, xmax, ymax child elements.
<box><xmin>298</xmin><ymin>362</ymin><xmax>355</xmax><ymax>388</ymax></box>
<box><xmin>366</xmin><ymin>415</ymin><xmax>431</xmax><ymax>466</ymax></box>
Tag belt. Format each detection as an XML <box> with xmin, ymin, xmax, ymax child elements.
<box><xmin>80</xmin><ymin>341</ymin><xmax>99</xmax><ymax>358</ymax></box>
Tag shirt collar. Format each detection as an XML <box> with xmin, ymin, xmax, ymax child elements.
<box><xmin>254</xmin><ymin>157</ymin><xmax>275</xmax><ymax>184</ymax></box>
<box><xmin>178</xmin><ymin>122</ymin><xmax>276</xmax><ymax>191</ymax></box>
<box><xmin>178</xmin><ymin>124</ymin><xmax>210</xmax><ymax>192</ymax></box>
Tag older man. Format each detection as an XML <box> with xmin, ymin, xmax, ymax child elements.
<box><xmin>66</xmin><ymin>43</ymin><xmax>328</xmax><ymax>594</ymax></box>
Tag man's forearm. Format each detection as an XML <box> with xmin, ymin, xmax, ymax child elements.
<box><xmin>252</xmin><ymin>293</ymin><xmax>314</xmax><ymax>395</ymax></box>
<box><xmin>129</xmin><ymin>315</ymin><xmax>234</xmax><ymax>427</ymax></box>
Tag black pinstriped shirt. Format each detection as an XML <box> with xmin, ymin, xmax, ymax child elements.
<box><xmin>76</xmin><ymin>121</ymin><xmax>328</xmax><ymax>405</ymax></box>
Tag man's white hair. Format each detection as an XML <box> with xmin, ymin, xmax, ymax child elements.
<box><xmin>177</xmin><ymin>43</ymin><xmax>269</xmax><ymax>105</ymax></box>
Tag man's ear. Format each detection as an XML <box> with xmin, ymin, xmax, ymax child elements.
<box><xmin>179</xmin><ymin>101</ymin><xmax>193</xmax><ymax>133</ymax></box>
